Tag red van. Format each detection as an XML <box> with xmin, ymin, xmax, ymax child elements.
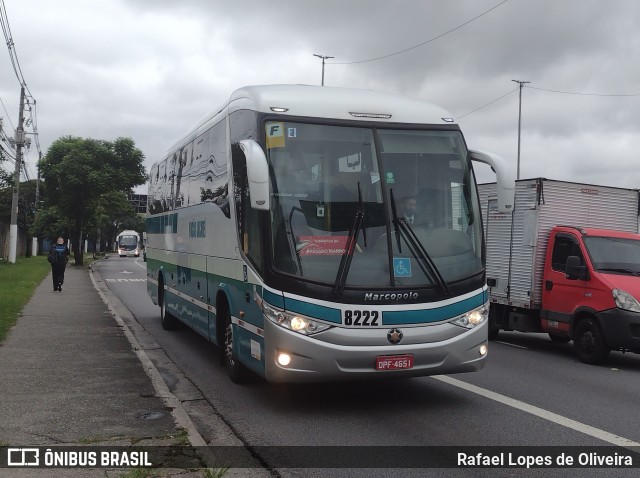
<box><xmin>480</xmin><ymin>179</ymin><xmax>640</xmax><ymax>364</ymax></box>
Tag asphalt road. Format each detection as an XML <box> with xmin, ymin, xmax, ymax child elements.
<box><xmin>96</xmin><ymin>256</ymin><xmax>640</xmax><ymax>478</ymax></box>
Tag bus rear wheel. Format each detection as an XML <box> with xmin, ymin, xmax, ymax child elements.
<box><xmin>159</xmin><ymin>282</ymin><xmax>180</xmax><ymax>331</ymax></box>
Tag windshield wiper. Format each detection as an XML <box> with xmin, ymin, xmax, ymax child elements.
<box><xmin>389</xmin><ymin>188</ymin><xmax>450</xmax><ymax>296</ymax></box>
<box><xmin>286</xmin><ymin>207</ymin><xmax>304</xmax><ymax>274</ymax></box>
<box><xmin>598</xmin><ymin>267</ymin><xmax>640</xmax><ymax>276</ymax></box>
<box><xmin>389</xmin><ymin>189</ymin><xmax>403</xmax><ymax>254</ymax></box>
<box><xmin>333</xmin><ymin>183</ymin><xmax>365</xmax><ymax>296</ymax></box>
<box><xmin>358</xmin><ymin>183</ymin><xmax>368</xmax><ymax>248</ymax></box>
<box><xmin>396</xmin><ymin>217</ymin><xmax>450</xmax><ymax>296</ymax></box>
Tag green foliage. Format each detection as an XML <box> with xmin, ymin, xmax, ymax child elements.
<box><xmin>37</xmin><ymin>136</ymin><xmax>146</xmax><ymax>265</ymax></box>
<box><xmin>32</xmin><ymin>204</ymin><xmax>72</xmax><ymax>240</ymax></box>
<box><xmin>0</xmin><ymin>169</ymin><xmax>10</xmax><ymax>189</ymax></box>
<box><xmin>0</xmin><ymin>147</ymin><xmax>9</xmax><ymax>188</ymax></box>
<box><xmin>203</xmin><ymin>468</ymin><xmax>229</xmax><ymax>478</ymax></box>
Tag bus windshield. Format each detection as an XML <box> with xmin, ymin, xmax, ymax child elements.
<box><xmin>118</xmin><ymin>235</ymin><xmax>138</xmax><ymax>248</ymax></box>
<box><xmin>267</xmin><ymin>122</ymin><xmax>482</xmax><ymax>288</ymax></box>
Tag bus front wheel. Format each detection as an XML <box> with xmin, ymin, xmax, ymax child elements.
<box><xmin>223</xmin><ymin>315</ymin><xmax>248</xmax><ymax>383</ymax></box>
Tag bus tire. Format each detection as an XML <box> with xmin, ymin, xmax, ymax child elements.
<box><xmin>223</xmin><ymin>312</ymin><xmax>248</xmax><ymax>383</ymax></box>
<box><xmin>573</xmin><ymin>317</ymin><xmax>609</xmax><ymax>364</ymax></box>
<box><xmin>159</xmin><ymin>281</ymin><xmax>180</xmax><ymax>331</ymax></box>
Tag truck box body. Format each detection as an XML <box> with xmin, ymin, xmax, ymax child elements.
<box><xmin>478</xmin><ymin>178</ymin><xmax>640</xmax><ymax>309</ymax></box>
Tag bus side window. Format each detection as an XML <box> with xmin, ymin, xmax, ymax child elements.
<box><xmin>231</xmin><ymin>143</ymin><xmax>263</xmax><ymax>273</ymax></box>
<box><xmin>230</xmin><ymin>110</ymin><xmax>262</xmax><ymax>273</ymax></box>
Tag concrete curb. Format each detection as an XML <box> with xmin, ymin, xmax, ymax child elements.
<box><xmin>88</xmin><ymin>264</ymin><xmax>207</xmax><ymax>448</ymax></box>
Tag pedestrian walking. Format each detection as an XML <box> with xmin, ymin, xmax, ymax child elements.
<box><xmin>48</xmin><ymin>237</ymin><xmax>70</xmax><ymax>292</ymax></box>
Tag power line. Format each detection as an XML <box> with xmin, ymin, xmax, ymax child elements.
<box><xmin>456</xmin><ymin>88</ymin><xmax>518</xmax><ymax>119</ymax></box>
<box><xmin>0</xmin><ymin>0</ymin><xmax>40</xmax><ymax>158</ymax></box>
<box><xmin>0</xmin><ymin>97</ymin><xmax>15</xmax><ymax>130</ymax></box>
<box><xmin>0</xmin><ymin>142</ymin><xmax>16</xmax><ymax>161</ymax></box>
<box><xmin>330</xmin><ymin>0</ymin><xmax>510</xmax><ymax>65</ymax></box>
<box><xmin>526</xmin><ymin>85</ymin><xmax>640</xmax><ymax>97</ymax></box>
<box><xmin>0</xmin><ymin>0</ymin><xmax>33</xmax><ymax>96</ymax></box>
<box><xmin>455</xmin><ymin>81</ymin><xmax>640</xmax><ymax>121</ymax></box>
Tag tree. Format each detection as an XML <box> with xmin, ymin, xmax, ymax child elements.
<box><xmin>0</xmin><ymin>178</ymin><xmax>38</xmax><ymax>256</ymax></box>
<box><xmin>38</xmin><ymin>136</ymin><xmax>146</xmax><ymax>265</ymax></box>
<box><xmin>87</xmin><ymin>190</ymin><xmax>143</xmax><ymax>253</ymax></box>
<box><xmin>0</xmin><ymin>168</ymin><xmax>10</xmax><ymax>189</ymax></box>
<box><xmin>0</xmin><ymin>146</ymin><xmax>12</xmax><ymax>188</ymax></box>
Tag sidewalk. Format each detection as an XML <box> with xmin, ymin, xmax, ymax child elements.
<box><xmin>0</xmin><ymin>262</ymin><xmax>216</xmax><ymax>477</ymax></box>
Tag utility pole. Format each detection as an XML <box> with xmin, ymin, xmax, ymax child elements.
<box><xmin>8</xmin><ymin>86</ymin><xmax>26</xmax><ymax>263</ymax></box>
<box><xmin>313</xmin><ymin>54</ymin><xmax>334</xmax><ymax>86</ymax></box>
<box><xmin>31</xmin><ymin>151</ymin><xmax>41</xmax><ymax>256</ymax></box>
<box><xmin>512</xmin><ymin>80</ymin><xmax>529</xmax><ymax>180</ymax></box>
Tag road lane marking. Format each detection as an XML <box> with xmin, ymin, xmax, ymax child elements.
<box><xmin>434</xmin><ymin>375</ymin><xmax>640</xmax><ymax>450</ymax></box>
<box><xmin>105</xmin><ymin>278</ymin><xmax>146</xmax><ymax>282</ymax></box>
<box><xmin>495</xmin><ymin>340</ymin><xmax>528</xmax><ymax>349</ymax></box>
<box><xmin>134</xmin><ymin>258</ymin><xmax>146</xmax><ymax>269</ymax></box>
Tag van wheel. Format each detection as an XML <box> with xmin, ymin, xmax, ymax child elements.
<box><xmin>159</xmin><ymin>282</ymin><xmax>180</xmax><ymax>330</ymax></box>
<box><xmin>488</xmin><ymin>307</ymin><xmax>500</xmax><ymax>340</ymax></box>
<box><xmin>548</xmin><ymin>333</ymin><xmax>570</xmax><ymax>343</ymax></box>
<box><xmin>223</xmin><ymin>315</ymin><xmax>248</xmax><ymax>383</ymax></box>
<box><xmin>573</xmin><ymin>318</ymin><xmax>609</xmax><ymax>364</ymax></box>
<box><xmin>488</xmin><ymin>323</ymin><xmax>500</xmax><ymax>340</ymax></box>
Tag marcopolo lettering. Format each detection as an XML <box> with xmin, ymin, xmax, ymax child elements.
<box><xmin>364</xmin><ymin>292</ymin><xmax>419</xmax><ymax>302</ymax></box>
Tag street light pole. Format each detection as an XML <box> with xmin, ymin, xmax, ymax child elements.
<box><xmin>512</xmin><ymin>79</ymin><xmax>529</xmax><ymax>180</ymax></box>
<box><xmin>313</xmin><ymin>54</ymin><xmax>334</xmax><ymax>86</ymax></box>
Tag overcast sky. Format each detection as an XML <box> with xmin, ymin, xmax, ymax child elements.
<box><xmin>2</xmin><ymin>0</ymin><xmax>640</xmax><ymax>194</ymax></box>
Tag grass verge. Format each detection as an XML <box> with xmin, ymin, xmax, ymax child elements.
<box><xmin>0</xmin><ymin>253</ymin><xmax>98</xmax><ymax>342</ymax></box>
<box><xmin>0</xmin><ymin>255</ymin><xmax>51</xmax><ymax>343</ymax></box>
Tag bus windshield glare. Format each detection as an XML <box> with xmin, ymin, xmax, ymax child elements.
<box><xmin>267</xmin><ymin>122</ymin><xmax>483</xmax><ymax>288</ymax></box>
<box><xmin>118</xmin><ymin>236</ymin><xmax>138</xmax><ymax>249</ymax></box>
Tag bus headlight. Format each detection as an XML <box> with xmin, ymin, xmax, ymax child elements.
<box><xmin>263</xmin><ymin>303</ymin><xmax>331</xmax><ymax>335</ymax></box>
<box><xmin>451</xmin><ymin>303</ymin><xmax>488</xmax><ymax>329</ymax></box>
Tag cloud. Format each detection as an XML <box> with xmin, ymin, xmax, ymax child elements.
<box><xmin>2</xmin><ymin>0</ymin><xmax>640</xmax><ymax>193</ymax></box>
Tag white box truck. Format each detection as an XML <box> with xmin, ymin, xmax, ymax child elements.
<box><xmin>478</xmin><ymin>178</ymin><xmax>640</xmax><ymax>363</ymax></box>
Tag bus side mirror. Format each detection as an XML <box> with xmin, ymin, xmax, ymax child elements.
<box><xmin>469</xmin><ymin>150</ymin><xmax>515</xmax><ymax>213</ymax></box>
<box><xmin>239</xmin><ymin>139</ymin><xmax>270</xmax><ymax>211</ymax></box>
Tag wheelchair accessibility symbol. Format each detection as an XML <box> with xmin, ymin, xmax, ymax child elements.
<box><xmin>393</xmin><ymin>258</ymin><xmax>412</xmax><ymax>278</ymax></box>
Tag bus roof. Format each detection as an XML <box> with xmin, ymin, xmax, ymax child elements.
<box><xmin>228</xmin><ymin>84</ymin><xmax>455</xmax><ymax>124</ymax></box>
<box><xmin>164</xmin><ymin>85</ymin><xmax>457</xmax><ymax>158</ymax></box>
<box><xmin>116</xmin><ymin>230</ymin><xmax>139</xmax><ymax>237</ymax></box>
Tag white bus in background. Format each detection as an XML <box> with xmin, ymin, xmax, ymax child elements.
<box><xmin>116</xmin><ymin>230</ymin><xmax>141</xmax><ymax>257</ymax></box>
<box><xmin>146</xmin><ymin>84</ymin><xmax>514</xmax><ymax>383</ymax></box>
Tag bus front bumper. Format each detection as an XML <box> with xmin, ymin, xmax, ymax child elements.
<box><xmin>262</xmin><ymin>319</ymin><xmax>488</xmax><ymax>383</ymax></box>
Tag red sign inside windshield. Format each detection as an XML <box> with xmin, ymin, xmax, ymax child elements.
<box><xmin>298</xmin><ymin>236</ymin><xmax>350</xmax><ymax>256</ymax></box>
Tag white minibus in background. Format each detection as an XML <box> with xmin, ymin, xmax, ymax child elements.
<box><xmin>116</xmin><ymin>230</ymin><xmax>141</xmax><ymax>257</ymax></box>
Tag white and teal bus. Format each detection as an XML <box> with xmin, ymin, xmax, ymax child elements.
<box><xmin>146</xmin><ymin>85</ymin><xmax>514</xmax><ymax>383</ymax></box>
